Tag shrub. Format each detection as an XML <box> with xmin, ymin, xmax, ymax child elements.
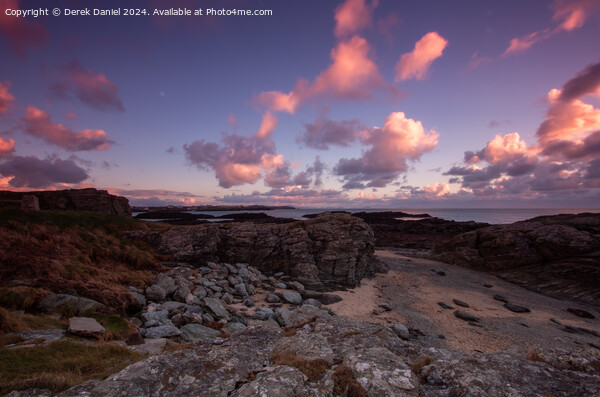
<box><xmin>271</xmin><ymin>350</ymin><xmax>331</xmax><ymax>382</ymax></box>
<box><xmin>332</xmin><ymin>365</ymin><xmax>368</xmax><ymax>397</ymax></box>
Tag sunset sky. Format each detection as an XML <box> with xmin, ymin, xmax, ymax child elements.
<box><xmin>1</xmin><ymin>0</ymin><xmax>600</xmax><ymax>208</ymax></box>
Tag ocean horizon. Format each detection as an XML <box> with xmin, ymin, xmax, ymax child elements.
<box><xmin>173</xmin><ymin>208</ymin><xmax>600</xmax><ymax>225</ymax></box>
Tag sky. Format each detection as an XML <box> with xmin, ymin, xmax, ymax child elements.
<box><xmin>1</xmin><ymin>0</ymin><xmax>600</xmax><ymax>208</ymax></box>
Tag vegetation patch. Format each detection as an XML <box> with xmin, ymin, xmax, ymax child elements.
<box><xmin>0</xmin><ymin>307</ymin><xmax>65</xmax><ymax>334</ymax></box>
<box><xmin>0</xmin><ymin>340</ymin><xmax>144</xmax><ymax>394</ymax></box>
<box><xmin>332</xmin><ymin>365</ymin><xmax>368</xmax><ymax>397</ymax></box>
<box><xmin>271</xmin><ymin>350</ymin><xmax>331</xmax><ymax>382</ymax></box>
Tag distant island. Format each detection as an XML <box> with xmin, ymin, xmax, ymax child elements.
<box><xmin>131</xmin><ymin>204</ymin><xmax>295</xmax><ymax>212</ymax></box>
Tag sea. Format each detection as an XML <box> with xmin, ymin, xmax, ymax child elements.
<box><xmin>139</xmin><ymin>208</ymin><xmax>600</xmax><ymax>225</ymax></box>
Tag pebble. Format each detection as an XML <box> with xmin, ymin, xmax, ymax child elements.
<box><xmin>504</xmin><ymin>303</ymin><xmax>531</xmax><ymax>313</ymax></box>
<box><xmin>438</xmin><ymin>302</ymin><xmax>454</xmax><ymax>310</ymax></box>
<box><xmin>453</xmin><ymin>299</ymin><xmax>470</xmax><ymax>308</ymax></box>
<box><xmin>566</xmin><ymin>308</ymin><xmax>595</xmax><ymax>319</ymax></box>
<box><xmin>378</xmin><ymin>302</ymin><xmax>392</xmax><ymax>311</ymax></box>
<box><xmin>454</xmin><ymin>310</ymin><xmax>480</xmax><ymax>322</ymax></box>
<box><xmin>493</xmin><ymin>294</ymin><xmax>508</xmax><ymax>303</ymax></box>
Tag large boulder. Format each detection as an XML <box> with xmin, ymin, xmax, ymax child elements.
<box><xmin>133</xmin><ymin>212</ymin><xmax>383</xmax><ymax>290</ymax></box>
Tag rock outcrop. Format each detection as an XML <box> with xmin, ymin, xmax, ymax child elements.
<box><xmin>432</xmin><ymin>213</ymin><xmax>600</xmax><ymax>306</ymax></box>
<box><xmin>134</xmin><ymin>212</ymin><xmax>383</xmax><ymax>290</ymax></box>
<box><xmin>1</xmin><ymin>188</ymin><xmax>131</xmax><ymax>216</ymax></box>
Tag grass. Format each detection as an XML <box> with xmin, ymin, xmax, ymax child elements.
<box><xmin>0</xmin><ymin>340</ymin><xmax>145</xmax><ymax>394</ymax></box>
<box><xmin>0</xmin><ymin>307</ymin><xmax>65</xmax><ymax>334</ymax></box>
<box><xmin>0</xmin><ymin>209</ymin><xmax>165</xmax><ymax>314</ymax></box>
<box><xmin>271</xmin><ymin>350</ymin><xmax>331</xmax><ymax>382</ymax></box>
<box><xmin>332</xmin><ymin>365</ymin><xmax>368</xmax><ymax>397</ymax></box>
<box><xmin>410</xmin><ymin>355</ymin><xmax>434</xmax><ymax>375</ymax></box>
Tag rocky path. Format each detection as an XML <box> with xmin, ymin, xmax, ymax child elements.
<box><xmin>330</xmin><ymin>249</ymin><xmax>600</xmax><ymax>355</ymax></box>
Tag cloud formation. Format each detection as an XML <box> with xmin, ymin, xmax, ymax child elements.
<box><xmin>0</xmin><ymin>0</ymin><xmax>48</xmax><ymax>57</ymax></box>
<box><xmin>255</xmin><ymin>111</ymin><xmax>278</xmax><ymax>139</ymax></box>
<box><xmin>21</xmin><ymin>106</ymin><xmax>114</xmax><ymax>151</ymax></box>
<box><xmin>0</xmin><ymin>136</ymin><xmax>15</xmax><ymax>158</ymax></box>
<box><xmin>504</xmin><ymin>0</ymin><xmax>600</xmax><ymax>56</ymax></box>
<box><xmin>335</xmin><ymin>111</ymin><xmax>438</xmax><ymax>188</ymax></box>
<box><xmin>298</xmin><ymin>115</ymin><xmax>362</xmax><ymax>149</ymax></box>
<box><xmin>0</xmin><ymin>155</ymin><xmax>88</xmax><ymax>188</ymax></box>
<box><xmin>254</xmin><ymin>36</ymin><xmax>387</xmax><ymax>114</ymax></box>
<box><xmin>395</xmin><ymin>32</ymin><xmax>448</xmax><ymax>81</ymax></box>
<box><xmin>334</xmin><ymin>0</ymin><xmax>378</xmax><ymax>38</ymax></box>
<box><xmin>50</xmin><ymin>61</ymin><xmax>125</xmax><ymax>112</ymax></box>
<box><xmin>0</xmin><ymin>81</ymin><xmax>15</xmax><ymax>114</ymax></box>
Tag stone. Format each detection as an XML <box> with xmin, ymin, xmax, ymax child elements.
<box><xmin>143</xmin><ymin>325</ymin><xmax>181</xmax><ymax>339</ymax></box>
<box><xmin>160</xmin><ymin>301</ymin><xmax>186</xmax><ymax>312</ymax></box>
<box><xmin>454</xmin><ymin>310</ymin><xmax>480</xmax><ymax>322</ymax></box>
<box><xmin>287</xmin><ymin>281</ymin><xmax>305</xmax><ymax>292</ymax></box>
<box><xmin>173</xmin><ymin>285</ymin><xmax>191</xmax><ymax>303</ymax></box>
<box><xmin>265</xmin><ymin>294</ymin><xmax>281</xmax><ymax>303</ymax></box>
<box><xmin>438</xmin><ymin>302</ymin><xmax>454</xmax><ymax>309</ymax></box>
<box><xmin>243</xmin><ymin>298</ymin><xmax>255</xmax><ymax>307</ymax></box>
<box><xmin>235</xmin><ymin>365</ymin><xmax>311</xmax><ymax>397</ymax></box>
<box><xmin>246</xmin><ymin>284</ymin><xmax>256</xmax><ymax>295</ymax></box>
<box><xmin>145</xmin><ymin>285</ymin><xmax>167</xmax><ymax>302</ymax></box>
<box><xmin>235</xmin><ymin>283</ymin><xmax>248</xmax><ymax>296</ymax></box>
<box><xmin>274</xmin><ymin>272</ymin><xmax>285</xmax><ymax>277</ymax></box>
<box><xmin>504</xmin><ymin>303</ymin><xmax>531</xmax><ymax>313</ymax></box>
<box><xmin>287</xmin><ymin>305</ymin><xmax>331</xmax><ymax>328</ymax></box>
<box><xmin>275</xmin><ymin>282</ymin><xmax>288</xmax><ymax>289</ymax></box>
<box><xmin>129</xmin><ymin>291</ymin><xmax>146</xmax><ymax>311</ymax></box>
<box><xmin>392</xmin><ymin>323</ymin><xmax>410</xmax><ymax>340</ymax></box>
<box><xmin>274</xmin><ymin>308</ymin><xmax>291</xmax><ymax>327</ymax></box>
<box><xmin>185</xmin><ymin>293</ymin><xmax>200</xmax><ymax>306</ymax></box>
<box><xmin>203</xmin><ymin>297</ymin><xmax>230</xmax><ymax>321</ymax></box>
<box><xmin>379</xmin><ymin>302</ymin><xmax>392</xmax><ymax>311</ymax></box>
<box><xmin>273</xmin><ymin>332</ymin><xmax>335</xmax><ymax>365</ymax></box>
<box><xmin>254</xmin><ymin>307</ymin><xmax>275</xmax><ymax>321</ymax></box>
<box><xmin>343</xmin><ymin>347</ymin><xmax>416</xmax><ymax>394</ymax></box>
<box><xmin>192</xmin><ymin>286</ymin><xmax>207</xmax><ymax>298</ymax></box>
<box><xmin>453</xmin><ymin>299</ymin><xmax>470</xmax><ymax>308</ymax></box>
<box><xmin>304</xmin><ymin>298</ymin><xmax>322</xmax><ymax>308</ymax></box>
<box><xmin>221</xmin><ymin>293</ymin><xmax>234</xmax><ymax>305</ymax></box>
<box><xmin>567</xmin><ymin>308</ymin><xmax>596</xmax><ymax>319</ymax></box>
<box><xmin>39</xmin><ymin>294</ymin><xmax>104</xmax><ymax>316</ymax></box>
<box><xmin>180</xmin><ymin>324</ymin><xmax>220</xmax><ymax>342</ymax></box>
<box><xmin>68</xmin><ymin>317</ymin><xmax>105</xmax><ymax>339</ymax></box>
<box><xmin>223</xmin><ymin>322</ymin><xmax>247</xmax><ymax>334</ymax></box>
<box><xmin>301</xmin><ymin>290</ymin><xmax>343</xmax><ymax>305</ymax></box>
<box><xmin>282</xmin><ymin>291</ymin><xmax>302</xmax><ymax>305</ymax></box>
<box><xmin>133</xmin><ymin>338</ymin><xmax>167</xmax><ymax>355</ymax></box>
<box><xmin>493</xmin><ymin>294</ymin><xmax>508</xmax><ymax>303</ymax></box>
<box><xmin>142</xmin><ymin>309</ymin><xmax>169</xmax><ymax>323</ymax></box>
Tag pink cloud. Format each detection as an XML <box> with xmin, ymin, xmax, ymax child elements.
<box><xmin>65</xmin><ymin>112</ymin><xmax>78</xmax><ymax>121</ymax></box>
<box><xmin>0</xmin><ymin>155</ymin><xmax>88</xmax><ymax>188</ymax></box>
<box><xmin>21</xmin><ymin>106</ymin><xmax>114</xmax><ymax>151</ymax></box>
<box><xmin>422</xmin><ymin>183</ymin><xmax>450</xmax><ymax>198</ymax></box>
<box><xmin>377</xmin><ymin>13</ymin><xmax>401</xmax><ymax>44</ymax></box>
<box><xmin>395</xmin><ymin>32</ymin><xmax>448</xmax><ymax>81</ymax></box>
<box><xmin>254</xmin><ymin>36</ymin><xmax>387</xmax><ymax>114</ymax></box>
<box><xmin>0</xmin><ymin>0</ymin><xmax>48</xmax><ymax>57</ymax></box>
<box><xmin>0</xmin><ymin>81</ymin><xmax>15</xmax><ymax>114</ymax></box>
<box><xmin>255</xmin><ymin>112</ymin><xmax>278</xmax><ymax>139</ymax></box>
<box><xmin>335</xmin><ymin>111</ymin><xmax>438</xmax><ymax>188</ymax></box>
<box><xmin>504</xmin><ymin>0</ymin><xmax>600</xmax><ymax>56</ymax></box>
<box><xmin>468</xmin><ymin>52</ymin><xmax>492</xmax><ymax>70</ymax></box>
<box><xmin>50</xmin><ymin>61</ymin><xmax>124</xmax><ymax>112</ymax></box>
<box><xmin>0</xmin><ymin>136</ymin><xmax>15</xmax><ymax>158</ymax></box>
<box><xmin>334</xmin><ymin>0</ymin><xmax>379</xmax><ymax>38</ymax></box>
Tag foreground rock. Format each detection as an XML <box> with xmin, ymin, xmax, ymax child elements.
<box><xmin>13</xmin><ymin>305</ymin><xmax>599</xmax><ymax>397</ymax></box>
<box><xmin>67</xmin><ymin>317</ymin><xmax>105</xmax><ymax>339</ymax></box>
<box><xmin>132</xmin><ymin>212</ymin><xmax>384</xmax><ymax>290</ymax></box>
<box><xmin>432</xmin><ymin>213</ymin><xmax>600</xmax><ymax>306</ymax></box>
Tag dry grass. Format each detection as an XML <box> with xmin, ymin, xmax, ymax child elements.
<box><xmin>282</xmin><ymin>315</ymin><xmax>320</xmax><ymax>337</ymax></box>
<box><xmin>332</xmin><ymin>365</ymin><xmax>368</xmax><ymax>397</ymax></box>
<box><xmin>271</xmin><ymin>350</ymin><xmax>331</xmax><ymax>382</ymax></box>
<box><xmin>0</xmin><ymin>340</ymin><xmax>144</xmax><ymax>394</ymax></box>
<box><xmin>0</xmin><ymin>307</ymin><xmax>65</xmax><ymax>334</ymax></box>
<box><xmin>411</xmin><ymin>355</ymin><xmax>434</xmax><ymax>375</ymax></box>
<box><xmin>0</xmin><ymin>209</ymin><xmax>165</xmax><ymax>314</ymax></box>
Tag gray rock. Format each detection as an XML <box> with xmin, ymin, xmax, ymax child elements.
<box><xmin>17</xmin><ymin>329</ymin><xmax>65</xmax><ymax>344</ymax></box>
<box><xmin>453</xmin><ymin>299</ymin><xmax>470</xmax><ymax>308</ymax></box>
<box><xmin>154</xmin><ymin>274</ymin><xmax>175</xmax><ymax>292</ymax></box>
<box><xmin>209</xmin><ymin>285</ymin><xmax>223</xmax><ymax>293</ymax></box>
<box><xmin>287</xmin><ymin>305</ymin><xmax>331</xmax><ymax>328</ymax></box>
<box><xmin>392</xmin><ymin>323</ymin><xmax>410</xmax><ymax>340</ymax></box>
<box><xmin>222</xmin><ymin>293</ymin><xmax>234</xmax><ymax>305</ymax></box>
<box><xmin>223</xmin><ymin>322</ymin><xmax>247</xmax><ymax>334</ymax></box>
<box><xmin>235</xmin><ymin>283</ymin><xmax>249</xmax><ymax>296</ymax></box>
<box><xmin>132</xmin><ymin>338</ymin><xmax>167</xmax><ymax>355</ymax></box>
<box><xmin>39</xmin><ymin>294</ymin><xmax>104</xmax><ymax>316</ymax></box>
<box><xmin>438</xmin><ymin>302</ymin><xmax>454</xmax><ymax>309</ymax></box>
<box><xmin>235</xmin><ymin>365</ymin><xmax>310</xmax><ymax>397</ymax></box>
<box><xmin>129</xmin><ymin>292</ymin><xmax>146</xmax><ymax>310</ymax></box>
<box><xmin>379</xmin><ymin>302</ymin><xmax>392</xmax><ymax>311</ymax></box>
<box><xmin>282</xmin><ymin>291</ymin><xmax>302</xmax><ymax>305</ymax></box>
<box><xmin>274</xmin><ymin>308</ymin><xmax>291</xmax><ymax>327</ymax></box>
<box><xmin>567</xmin><ymin>308</ymin><xmax>595</xmax><ymax>319</ymax></box>
<box><xmin>244</xmin><ymin>298</ymin><xmax>256</xmax><ymax>307</ymax></box>
<box><xmin>180</xmin><ymin>324</ymin><xmax>220</xmax><ymax>342</ymax></box>
<box><xmin>274</xmin><ymin>272</ymin><xmax>285</xmax><ymax>277</ymax></box>
<box><xmin>287</xmin><ymin>281</ymin><xmax>305</xmax><ymax>292</ymax></box>
<box><xmin>192</xmin><ymin>286</ymin><xmax>207</xmax><ymax>298</ymax></box>
<box><xmin>254</xmin><ymin>307</ymin><xmax>275</xmax><ymax>321</ymax></box>
<box><xmin>160</xmin><ymin>301</ymin><xmax>185</xmax><ymax>312</ymax></box>
<box><xmin>145</xmin><ymin>285</ymin><xmax>167</xmax><ymax>302</ymax></box>
<box><xmin>344</xmin><ymin>347</ymin><xmax>416</xmax><ymax>394</ymax></box>
<box><xmin>303</xmin><ymin>298</ymin><xmax>322</xmax><ymax>308</ymax></box>
<box><xmin>173</xmin><ymin>285</ymin><xmax>191</xmax><ymax>302</ymax></box>
<box><xmin>202</xmin><ymin>313</ymin><xmax>214</xmax><ymax>323</ymax></box>
<box><xmin>203</xmin><ymin>297</ymin><xmax>230</xmax><ymax>321</ymax></box>
<box><xmin>142</xmin><ymin>309</ymin><xmax>169</xmax><ymax>323</ymax></box>
<box><xmin>185</xmin><ymin>293</ymin><xmax>201</xmax><ymax>306</ymax></box>
<box><xmin>454</xmin><ymin>310</ymin><xmax>480</xmax><ymax>322</ymax></box>
<box><xmin>265</xmin><ymin>294</ymin><xmax>281</xmax><ymax>303</ymax></box>
<box><xmin>68</xmin><ymin>317</ymin><xmax>105</xmax><ymax>339</ymax></box>
<box><xmin>246</xmin><ymin>283</ymin><xmax>256</xmax><ymax>295</ymax></box>
<box><xmin>275</xmin><ymin>282</ymin><xmax>288</xmax><ymax>289</ymax></box>
<box><xmin>493</xmin><ymin>294</ymin><xmax>508</xmax><ymax>303</ymax></box>
<box><xmin>504</xmin><ymin>303</ymin><xmax>531</xmax><ymax>313</ymax></box>
<box><xmin>273</xmin><ymin>332</ymin><xmax>334</xmax><ymax>365</ymax></box>
<box><xmin>143</xmin><ymin>325</ymin><xmax>181</xmax><ymax>339</ymax></box>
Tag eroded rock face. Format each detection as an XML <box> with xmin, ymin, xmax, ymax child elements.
<box><xmin>136</xmin><ymin>212</ymin><xmax>383</xmax><ymax>290</ymax></box>
<box><xmin>432</xmin><ymin>213</ymin><xmax>600</xmax><ymax>306</ymax></box>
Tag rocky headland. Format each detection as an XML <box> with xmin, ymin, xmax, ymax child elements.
<box><xmin>1</xmin><ymin>202</ymin><xmax>599</xmax><ymax>396</ymax></box>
